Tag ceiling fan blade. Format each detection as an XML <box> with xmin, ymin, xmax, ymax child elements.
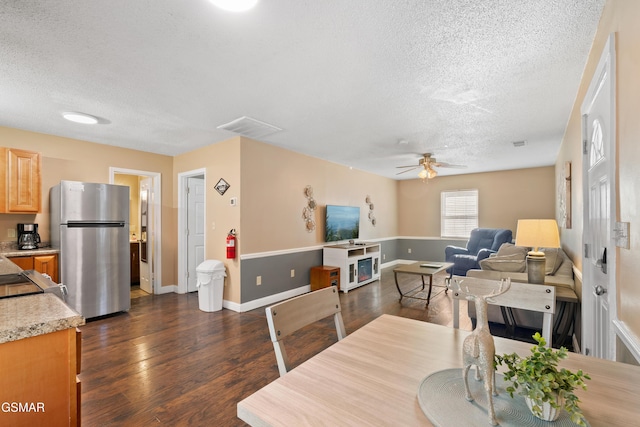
<box><xmin>396</xmin><ymin>167</ymin><xmax>419</xmax><ymax>175</ymax></box>
<box><xmin>436</xmin><ymin>162</ymin><xmax>467</xmax><ymax>169</ymax></box>
<box><xmin>396</xmin><ymin>164</ymin><xmax>419</xmax><ymax>168</ymax></box>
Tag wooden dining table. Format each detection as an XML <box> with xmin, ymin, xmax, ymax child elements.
<box><xmin>237</xmin><ymin>314</ymin><xmax>640</xmax><ymax>426</ymax></box>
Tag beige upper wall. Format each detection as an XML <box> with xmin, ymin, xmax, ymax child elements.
<box><xmin>113</xmin><ymin>174</ymin><xmax>141</xmax><ymax>240</ymax></box>
<box><xmin>557</xmin><ymin>0</ymin><xmax>640</xmax><ymax>338</ymax></box>
<box><xmin>398</xmin><ymin>167</ymin><xmax>556</xmax><ymax>237</ymax></box>
<box><xmin>240</xmin><ymin>138</ymin><xmax>398</xmax><ymax>254</ymax></box>
<box><xmin>0</xmin><ymin>126</ymin><xmax>176</xmax><ymax>287</ymax></box>
<box><xmin>174</xmin><ymin>136</ymin><xmax>399</xmax><ymax>304</ymax></box>
<box><xmin>173</xmin><ymin>137</ymin><xmax>242</xmax><ymax>302</ymax></box>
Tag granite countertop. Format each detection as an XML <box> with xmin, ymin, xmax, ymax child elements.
<box><xmin>0</xmin><ymin>293</ymin><xmax>85</xmax><ymax>344</ymax></box>
<box><xmin>1</xmin><ymin>247</ymin><xmax>60</xmax><ymax>257</ymax></box>
<box><xmin>0</xmin><ymin>255</ymin><xmax>85</xmax><ymax>344</ymax></box>
<box><xmin>0</xmin><ymin>255</ymin><xmax>24</xmax><ymax>275</ymax></box>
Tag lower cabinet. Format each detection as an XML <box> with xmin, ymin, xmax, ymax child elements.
<box><xmin>0</xmin><ymin>327</ymin><xmax>81</xmax><ymax>426</ymax></box>
<box><xmin>9</xmin><ymin>253</ymin><xmax>59</xmax><ymax>283</ymax></box>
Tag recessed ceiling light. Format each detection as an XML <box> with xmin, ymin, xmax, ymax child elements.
<box><xmin>210</xmin><ymin>0</ymin><xmax>259</xmax><ymax>12</ymax></box>
<box><xmin>62</xmin><ymin>112</ymin><xmax>99</xmax><ymax>125</ymax></box>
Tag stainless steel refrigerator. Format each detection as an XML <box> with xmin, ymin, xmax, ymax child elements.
<box><xmin>50</xmin><ymin>180</ymin><xmax>130</xmax><ymax>318</ymax></box>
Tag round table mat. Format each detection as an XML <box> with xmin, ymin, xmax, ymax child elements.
<box><xmin>418</xmin><ymin>369</ymin><xmax>587</xmax><ymax>427</ymax></box>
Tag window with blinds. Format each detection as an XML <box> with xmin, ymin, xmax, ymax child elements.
<box><xmin>440</xmin><ymin>189</ymin><xmax>478</xmax><ymax>238</ymax></box>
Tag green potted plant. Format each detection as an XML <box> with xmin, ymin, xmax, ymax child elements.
<box><xmin>494</xmin><ymin>332</ymin><xmax>591</xmax><ymax>426</ymax></box>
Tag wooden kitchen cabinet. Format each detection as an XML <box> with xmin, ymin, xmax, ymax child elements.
<box><xmin>0</xmin><ymin>147</ymin><xmax>42</xmax><ymax>213</ymax></box>
<box><xmin>9</xmin><ymin>253</ymin><xmax>59</xmax><ymax>283</ymax></box>
<box><xmin>0</xmin><ymin>327</ymin><xmax>81</xmax><ymax>427</ymax></box>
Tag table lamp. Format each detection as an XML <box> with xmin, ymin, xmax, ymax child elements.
<box><xmin>515</xmin><ymin>219</ymin><xmax>560</xmax><ymax>284</ymax></box>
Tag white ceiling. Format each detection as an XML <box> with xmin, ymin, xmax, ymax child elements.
<box><xmin>0</xmin><ymin>1</ymin><xmax>605</xmax><ymax>179</ymax></box>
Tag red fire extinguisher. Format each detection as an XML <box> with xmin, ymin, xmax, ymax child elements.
<box><xmin>226</xmin><ymin>229</ymin><xmax>237</xmax><ymax>259</ymax></box>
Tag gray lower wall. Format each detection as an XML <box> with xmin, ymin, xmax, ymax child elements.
<box><xmin>396</xmin><ymin>238</ymin><xmax>465</xmax><ymax>262</ymax></box>
<box><xmin>241</xmin><ymin>249</ymin><xmax>323</xmax><ymax>302</ymax></box>
<box><xmin>240</xmin><ymin>237</ymin><xmax>468</xmax><ymax>304</ymax></box>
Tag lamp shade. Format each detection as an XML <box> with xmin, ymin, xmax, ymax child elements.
<box><xmin>515</xmin><ymin>219</ymin><xmax>560</xmax><ymax>254</ymax></box>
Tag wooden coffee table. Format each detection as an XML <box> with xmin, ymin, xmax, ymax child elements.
<box><xmin>393</xmin><ymin>261</ymin><xmax>454</xmax><ymax>307</ymax></box>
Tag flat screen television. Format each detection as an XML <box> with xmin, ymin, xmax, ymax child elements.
<box><xmin>325</xmin><ymin>205</ymin><xmax>360</xmax><ymax>242</ymax></box>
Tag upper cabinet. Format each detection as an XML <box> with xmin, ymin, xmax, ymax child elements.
<box><xmin>0</xmin><ymin>147</ymin><xmax>42</xmax><ymax>213</ymax></box>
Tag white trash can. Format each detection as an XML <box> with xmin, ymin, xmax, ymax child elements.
<box><xmin>196</xmin><ymin>260</ymin><xmax>227</xmax><ymax>312</ymax></box>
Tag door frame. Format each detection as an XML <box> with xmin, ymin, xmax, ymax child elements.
<box><xmin>178</xmin><ymin>168</ymin><xmax>207</xmax><ymax>294</ymax></box>
<box><xmin>580</xmin><ymin>33</ymin><xmax>617</xmax><ymax>359</ymax></box>
<box><xmin>109</xmin><ymin>167</ymin><xmax>163</xmax><ymax>294</ymax></box>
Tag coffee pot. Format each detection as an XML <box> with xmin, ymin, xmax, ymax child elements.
<box><xmin>17</xmin><ymin>223</ymin><xmax>41</xmax><ymax>250</ymax></box>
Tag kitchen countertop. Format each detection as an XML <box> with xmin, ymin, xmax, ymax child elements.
<box><xmin>0</xmin><ymin>293</ymin><xmax>84</xmax><ymax>344</ymax></box>
<box><xmin>0</xmin><ymin>255</ymin><xmax>24</xmax><ymax>275</ymax></box>
<box><xmin>1</xmin><ymin>247</ymin><xmax>60</xmax><ymax>257</ymax></box>
<box><xmin>0</xmin><ymin>255</ymin><xmax>84</xmax><ymax>344</ymax></box>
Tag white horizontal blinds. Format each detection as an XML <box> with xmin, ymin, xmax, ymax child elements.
<box><xmin>441</xmin><ymin>190</ymin><xmax>478</xmax><ymax>238</ymax></box>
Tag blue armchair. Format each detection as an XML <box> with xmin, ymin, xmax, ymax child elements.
<box><xmin>445</xmin><ymin>228</ymin><xmax>513</xmax><ymax>276</ymax></box>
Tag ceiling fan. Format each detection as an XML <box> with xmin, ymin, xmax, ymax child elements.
<box><xmin>396</xmin><ymin>153</ymin><xmax>466</xmax><ymax>180</ymax></box>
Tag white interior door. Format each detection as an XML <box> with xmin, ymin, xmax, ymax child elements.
<box><xmin>139</xmin><ymin>177</ymin><xmax>153</xmax><ymax>294</ymax></box>
<box><xmin>581</xmin><ymin>34</ymin><xmax>616</xmax><ymax>360</ymax></box>
<box><xmin>187</xmin><ymin>177</ymin><xmax>205</xmax><ymax>292</ymax></box>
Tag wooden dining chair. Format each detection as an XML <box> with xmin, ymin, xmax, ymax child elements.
<box><xmin>266</xmin><ymin>286</ymin><xmax>346</xmax><ymax>376</ymax></box>
<box><xmin>450</xmin><ymin>276</ymin><xmax>556</xmax><ymax>347</ymax></box>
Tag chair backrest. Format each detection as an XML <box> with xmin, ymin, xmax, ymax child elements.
<box><xmin>450</xmin><ymin>276</ymin><xmax>555</xmax><ymax>347</ymax></box>
<box><xmin>466</xmin><ymin>228</ymin><xmax>513</xmax><ymax>255</ymax></box>
<box><xmin>266</xmin><ymin>286</ymin><xmax>346</xmax><ymax>376</ymax></box>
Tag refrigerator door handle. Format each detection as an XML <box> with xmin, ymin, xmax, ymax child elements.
<box><xmin>67</xmin><ymin>221</ymin><xmax>126</xmax><ymax>228</ymax></box>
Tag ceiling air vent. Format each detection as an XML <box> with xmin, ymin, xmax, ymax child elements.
<box><xmin>217</xmin><ymin>116</ymin><xmax>282</xmax><ymax>139</ymax></box>
<box><xmin>512</xmin><ymin>140</ymin><xmax>527</xmax><ymax>147</ymax></box>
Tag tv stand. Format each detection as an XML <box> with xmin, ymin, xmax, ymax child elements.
<box><xmin>323</xmin><ymin>243</ymin><xmax>381</xmax><ymax>293</ymax></box>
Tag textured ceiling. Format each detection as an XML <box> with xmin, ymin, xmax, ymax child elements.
<box><xmin>0</xmin><ymin>0</ymin><xmax>605</xmax><ymax>179</ymax></box>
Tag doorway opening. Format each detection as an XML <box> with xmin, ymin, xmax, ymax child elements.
<box><xmin>178</xmin><ymin>168</ymin><xmax>207</xmax><ymax>294</ymax></box>
<box><xmin>110</xmin><ymin>168</ymin><xmax>162</xmax><ymax>296</ymax></box>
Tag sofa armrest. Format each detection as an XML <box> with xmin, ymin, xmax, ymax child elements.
<box><xmin>445</xmin><ymin>245</ymin><xmax>470</xmax><ymax>260</ymax></box>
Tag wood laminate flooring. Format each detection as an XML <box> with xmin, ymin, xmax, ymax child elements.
<box><xmin>79</xmin><ymin>267</ymin><xmax>471</xmax><ymax>426</ymax></box>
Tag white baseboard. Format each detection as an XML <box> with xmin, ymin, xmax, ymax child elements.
<box><xmin>156</xmin><ymin>284</ymin><xmax>177</xmax><ymax>294</ymax></box>
<box><xmin>223</xmin><ymin>285</ymin><xmax>312</xmax><ymax>313</ymax></box>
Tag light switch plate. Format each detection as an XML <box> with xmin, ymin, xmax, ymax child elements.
<box><xmin>614</xmin><ymin>221</ymin><xmax>630</xmax><ymax>249</ymax></box>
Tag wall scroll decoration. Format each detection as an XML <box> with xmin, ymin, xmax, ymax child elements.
<box><xmin>365</xmin><ymin>195</ymin><xmax>376</xmax><ymax>226</ymax></box>
<box><xmin>558</xmin><ymin>161</ymin><xmax>571</xmax><ymax>229</ymax></box>
<box><xmin>215</xmin><ymin>178</ymin><xmax>230</xmax><ymax>195</ymax></box>
<box><xmin>302</xmin><ymin>185</ymin><xmax>316</xmax><ymax>232</ymax></box>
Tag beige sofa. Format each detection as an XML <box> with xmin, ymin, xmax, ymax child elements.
<box><xmin>465</xmin><ymin>243</ymin><xmax>575</xmax><ymax>329</ymax></box>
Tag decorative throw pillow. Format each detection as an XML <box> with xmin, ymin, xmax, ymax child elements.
<box><xmin>479</xmin><ymin>253</ymin><xmax>526</xmax><ymax>272</ymax></box>
<box><xmin>541</xmin><ymin>247</ymin><xmax>564</xmax><ymax>275</ymax></box>
<box><xmin>496</xmin><ymin>242</ymin><xmax>529</xmax><ymax>258</ymax></box>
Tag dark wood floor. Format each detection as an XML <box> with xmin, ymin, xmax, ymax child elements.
<box><xmin>79</xmin><ymin>267</ymin><xmax>470</xmax><ymax>426</ymax></box>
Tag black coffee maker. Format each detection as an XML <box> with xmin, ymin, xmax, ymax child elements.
<box><xmin>17</xmin><ymin>223</ymin><xmax>41</xmax><ymax>250</ymax></box>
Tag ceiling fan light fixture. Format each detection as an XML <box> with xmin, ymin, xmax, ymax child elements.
<box><xmin>418</xmin><ymin>168</ymin><xmax>428</xmax><ymax>180</ymax></box>
<box><xmin>210</xmin><ymin>0</ymin><xmax>259</xmax><ymax>12</ymax></box>
<box><xmin>62</xmin><ymin>112</ymin><xmax>99</xmax><ymax>125</ymax></box>
<box><xmin>427</xmin><ymin>166</ymin><xmax>438</xmax><ymax>179</ymax></box>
